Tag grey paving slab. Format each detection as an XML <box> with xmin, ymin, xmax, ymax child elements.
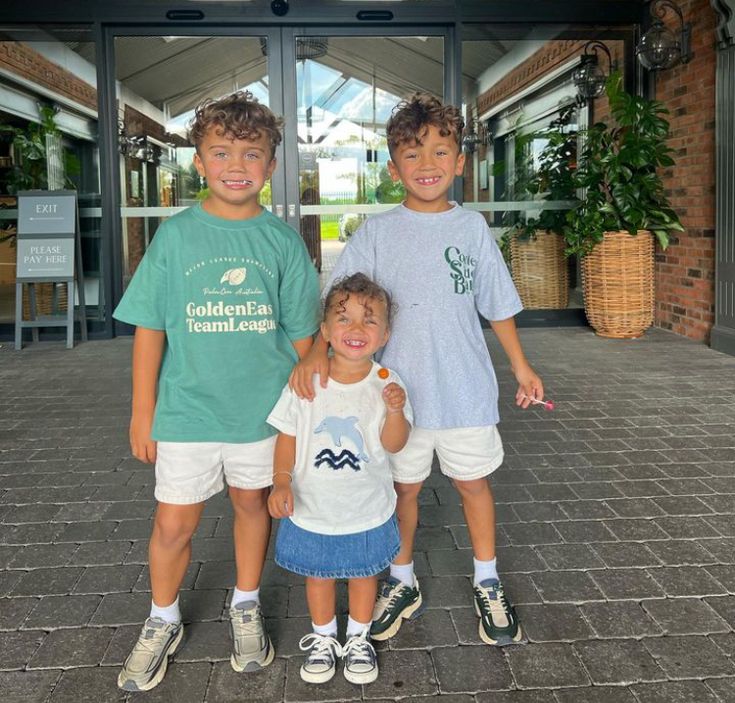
<box><xmin>1</xmin><ymin>329</ymin><xmax>734</xmax><ymax>701</ymax></box>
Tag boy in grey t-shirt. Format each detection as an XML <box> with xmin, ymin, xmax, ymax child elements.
<box><xmin>292</xmin><ymin>92</ymin><xmax>544</xmax><ymax>646</ymax></box>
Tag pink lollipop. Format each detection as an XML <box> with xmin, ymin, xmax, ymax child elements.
<box><xmin>523</xmin><ymin>395</ymin><xmax>555</xmax><ymax>411</ymax></box>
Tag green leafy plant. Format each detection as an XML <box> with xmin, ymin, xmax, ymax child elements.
<box><xmin>564</xmin><ymin>72</ymin><xmax>684</xmax><ymax>256</ymax></box>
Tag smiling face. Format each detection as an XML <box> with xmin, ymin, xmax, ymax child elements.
<box><xmin>387</xmin><ymin>124</ymin><xmax>465</xmax><ymax>213</ymax></box>
<box><xmin>321</xmin><ymin>292</ymin><xmax>390</xmax><ymax>364</ymax></box>
<box><xmin>193</xmin><ymin>127</ymin><xmax>276</xmax><ymax>220</ymax></box>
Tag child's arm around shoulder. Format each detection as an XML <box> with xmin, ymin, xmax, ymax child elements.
<box><xmin>380</xmin><ymin>381</ymin><xmax>410</xmax><ymax>454</ymax></box>
<box><xmin>289</xmin><ymin>332</ymin><xmax>329</xmax><ymax>400</ymax></box>
<box><xmin>129</xmin><ymin>327</ymin><xmax>165</xmax><ymax>464</ymax></box>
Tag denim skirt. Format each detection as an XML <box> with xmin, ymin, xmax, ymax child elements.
<box><xmin>275</xmin><ymin>514</ymin><xmax>400</xmax><ymax>579</ymax></box>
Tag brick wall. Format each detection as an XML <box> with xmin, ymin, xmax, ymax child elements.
<box><xmin>653</xmin><ymin>0</ymin><xmax>717</xmax><ymax>342</ymax></box>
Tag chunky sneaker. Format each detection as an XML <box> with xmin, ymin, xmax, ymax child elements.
<box><xmin>473</xmin><ymin>578</ymin><xmax>523</xmax><ymax>646</ymax></box>
<box><xmin>229</xmin><ymin>600</ymin><xmax>275</xmax><ymax>672</ymax></box>
<box><xmin>298</xmin><ymin>632</ymin><xmax>342</xmax><ymax>684</ymax></box>
<box><xmin>117</xmin><ymin>617</ymin><xmax>184</xmax><ymax>691</ymax></box>
<box><xmin>342</xmin><ymin>628</ymin><xmax>378</xmax><ymax>684</ymax></box>
<box><xmin>370</xmin><ymin>576</ymin><xmax>425</xmax><ymax>641</ymax></box>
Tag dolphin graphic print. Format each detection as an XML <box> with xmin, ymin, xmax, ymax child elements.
<box><xmin>314</xmin><ymin>416</ymin><xmax>369</xmax><ymax>463</ymax></box>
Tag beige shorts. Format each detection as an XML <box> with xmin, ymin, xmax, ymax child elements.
<box><xmin>388</xmin><ymin>425</ymin><xmax>504</xmax><ymax>484</ymax></box>
<box><xmin>154</xmin><ymin>436</ymin><xmax>277</xmax><ymax>505</ymax></box>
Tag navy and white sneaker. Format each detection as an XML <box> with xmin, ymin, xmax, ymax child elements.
<box><xmin>342</xmin><ymin>628</ymin><xmax>378</xmax><ymax>684</ymax></box>
<box><xmin>298</xmin><ymin>632</ymin><xmax>342</xmax><ymax>683</ymax></box>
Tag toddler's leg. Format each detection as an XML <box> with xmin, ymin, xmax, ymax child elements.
<box><xmin>393</xmin><ymin>480</ymin><xmax>423</xmax><ymax>568</ymax></box>
<box><xmin>343</xmin><ymin>577</ymin><xmax>379</xmax><ymax>685</ymax></box>
<box><xmin>227</xmin><ymin>486</ymin><xmax>274</xmax><ymax>672</ymax></box>
<box><xmin>300</xmin><ymin>578</ymin><xmax>341</xmax><ymax>684</ymax></box>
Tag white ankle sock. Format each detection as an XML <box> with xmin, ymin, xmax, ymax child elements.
<box><xmin>231</xmin><ymin>587</ymin><xmax>260</xmax><ymax>608</ymax></box>
<box><xmin>390</xmin><ymin>561</ymin><xmax>415</xmax><ymax>587</ymax></box>
<box><xmin>473</xmin><ymin>557</ymin><xmax>499</xmax><ymax>586</ymax></box>
<box><xmin>150</xmin><ymin>597</ymin><xmax>181</xmax><ymax>624</ymax></box>
<box><xmin>312</xmin><ymin>617</ymin><xmax>338</xmax><ymax>638</ymax></box>
<box><xmin>346</xmin><ymin>615</ymin><xmax>371</xmax><ymax>638</ymax></box>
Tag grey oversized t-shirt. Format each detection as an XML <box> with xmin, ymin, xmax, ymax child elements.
<box><xmin>325</xmin><ymin>203</ymin><xmax>522</xmax><ymax>429</ymax></box>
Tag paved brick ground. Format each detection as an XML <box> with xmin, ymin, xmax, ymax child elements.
<box><xmin>1</xmin><ymin>327</ymin><xmax>734</xmax><ymax>702</ymax></box>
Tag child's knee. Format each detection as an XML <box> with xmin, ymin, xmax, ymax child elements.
<box><xmin>230</xmin><ymin>486</ymin><xmax>269</xmax><ymax>514</ymax></box>
<box><xmin>152</xmin><ymin>508</ymin><xmax>200</xmax><ymax>547</ymax></box>
<box><xmin>394</xmin><ymin>480</ymin><xmax>423</xmax><ymax>500</ymax></box>
<box><xmin>453</xmin><ymin>476</ymin><xmax>490</xmax><ymax>498</ymax></box>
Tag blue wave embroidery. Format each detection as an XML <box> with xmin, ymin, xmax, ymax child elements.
<box><xmin>314</xmin><ymin>448</ymin><xmax>362</xmax><ymax>472</ymax></box>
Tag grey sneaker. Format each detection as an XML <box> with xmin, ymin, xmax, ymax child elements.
<box><xmin>342</xmin><ymin>628</ymin><xmax>378</xmax><ymax>685</ymax></box>
<box><xmin>117</xmin><ymin>617</ymin><xmax>183</xmax><ymax>692</ymax></box>
<box><xmin>370</xmin><ymin>576</ymin><xmax>425</xmax><ymax>641</ymax></box>
<box><xmin>298</xmin><ymin>632</ymin><xmax>342</xmax><ymax>684</ymax></box>
<box><xmin>229</xmin><ymin>600</ymin><xmax>275</xmax><ymax>672</ymax></box>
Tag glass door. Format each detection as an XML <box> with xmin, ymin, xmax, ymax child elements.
<box><xmin>281</xmin><ymin>28</ymin><xmax>450</xmax><ymax>279</ymax></box>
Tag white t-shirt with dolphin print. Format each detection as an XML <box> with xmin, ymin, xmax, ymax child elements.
<box><xmin>267</xmin><ymin>362</ymin><xmax>413</xmax><ymax>535</ymax></box>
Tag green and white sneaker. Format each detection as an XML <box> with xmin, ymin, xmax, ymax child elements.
<box><xmin>370</xmin><ymin>576</ymin><xmax>425</xmax><ymax>641</ymax></box>
<box><xmin>298</xmin><ymin>632</ymin><xmax>342</xmax><ymax>684</ymax></box>
<box><xmin>117</xmin><ymin>617</ymin><xmax>184</xmax><ymax>692</ymax></box>
<box><xmin>342</xmin><ymin>629</ymin><xmax>378</xmax><ymax>685</ymax></box>
<box><xmin>473</xmin><ymin>578</ymin><xmax>523</xmax><ymax>646</ymax></box>
<box><xmin>229</xmin><ymin>600</ymin><xmax>275</xmax><ymax>672</ymax></box>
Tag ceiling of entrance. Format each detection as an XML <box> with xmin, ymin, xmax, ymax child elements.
<box><xmin>70</xmin><ymin>34</ymin><xmax>515</xmax><ymax>119</ymax></box>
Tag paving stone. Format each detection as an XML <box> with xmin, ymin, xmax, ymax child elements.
<box><xmin>645</xmin><ymin>539</ymin><xmax>719</xmax><ymax>566</ymax></box>
<box><xmin>603</xmin><ymin>519</ymin><xmax>669</xmax><ymax>541</ymax></box>
<box><xmin>703</xmin><ymin>514</ymin><xmax>735</xmax><ymax>536</ymax></box>
<box><xmin>512</xmin><ymin>502</ymin><xmax>567</xmax><ymax>523</ymax></box>
<box><xmin>0</xmin><ymin>596</ymin><xmax>37</xmax><ymax>630</ymax></box>
<box><xmin>591</xmin><ymin>542</ymin><xmax>662</xmax><ymax>568</ymax></box>
<box><xmin>28</xmin><ymin>627</ymin><xmax>114</xmax><ymax>668</ymax></box>
<box><xmin>207</xmin><ymin>659</ymin><xmax>286</xmax><ymax>702</ymax></box>
<box><xmin>23</xmin><ymin>594</ymin><xmax>101</xmax><ymax>629</ymax></box>
<box><xmin>387</xmin><ymin>608</ymin><xmax>458</xmax><ymax>649</ymax></box>
<box><xmin>701</xmin><ymin>538</ymin><xmax>735</xmax><ymax>563</ymax></box>
<box><xmin>554</xmin><ymin>521</ymin><xmax>618</xmax><ymax>543</ymax></box>
<box><xmin>531</xmin><ymin>571</ymin><xmax>605</xmax><ymax>603</ymax></box>
<box><xmin>630</xmin><ymin>679</ymin><xmax>719</xmax><ymax>702</ymax></box>
<box><xmin>590</xmin><ymin>569</ymin><xmax>666</xmax><ymax>600</ymax></box>
<box><xmin>642</xmin><ymin>597</ymin><xmax>731</xmax><ymax>635</ymax></box>
<box><xmin>0</xmin><ymin>630</ymin><xmax>45</xmax><ymax>669</ymax></box>
<box><xmin>0</xmin><ymin>670</ymin><xmax>60</xmax><ymax>703</ymax></box>
<box><xmin>575</xmin><ymin>639</ymin><xmax>664</xmax><ymax>684</ymax></box>
<box><xmin>11</xmin><ymin>567</ymin><xmax>84</xmax><ymax>597</ymax></box>
<box><xmin>56</xmin><ymin>521</ymin><xmax>118</xmax><ymax>542</ymax></box>
<box><xmin>514</xmin><ymin>603</ymin><xmax>593</xmax><ymax>642</ymax></box>
<box><xmin>432</xmin><ymin>645</ymin><xmax>513</xmax><ymax>692</ymax></box>
<box><xmin>69</xmin><ymin>541</ymin><xmax>132</xmax><ymax>566</ymax></box>
<box><xmin>654</xmin><ymin>516</ymin><xmax>722</xmax><ymax>539</ymax></box>
<box><xmin>420</xmin><ymin>575</ymin><xmax>475</xmax><ymax>608</ymax></box>
<box><xmin>0</xmin><ymin>570</ymin><xmax>23</xmax><ymax>598</ymax></box>
<box><xmin>89</xmin><ymin>592</ymin><xmax>151</xmax><ymax>626</ymax></box>
<box><xmin>495</xmin><ymin>546</ymin><xmax>547</xmax><ymax>573</ymax></box>
<box><xmin>647</xmin><ymin>566</ymin><xmax>728</xmax><ymax>597</ymax></box>
<box><xmin>174</xmin><ymin>620</ymin><xmax>230</xmax><ymax>662</ymax></box>
<box><xmin>72</xmin><ymin>564</ymin><xmax>143</xmax><ymax>594</ymax></box>
<box><xmin>553</xmin><ymin>686</ymin><xmax>637</xmax><ymax>702</ymax></box>
<box><xmin>505</xmin><ymin>642</ymin><xmax>589</xmax><ymax>689</ymax></box>
<box><xmin>704</xmin><ymin>677</ymin><xmax>735</xmax><ymax>701</ymax></box>
<box><xmin>46</xmin><ymin>666</ymin><xmax>125</xmax><ymax>702</ymax></box>
<box><xmin>705</xmin><ymin>595</ymin><xmax>735</xmax><ymax>628</ymax></box>
<box><xmin>644</xmin><ymin>635</ymin><xmax>735</xmax><ymax>678</ymax></box>
<box><xmin>266</xmin><ymin>616</ymin><xmax>312</xmax><ymax>657</ymax></box>
<box><xmin>427</xmin><ymin>548</ymin><xmax>472</xmax><ymax>576</ymax></box>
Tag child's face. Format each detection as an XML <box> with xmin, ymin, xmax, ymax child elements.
<box><xmin>387</xmin><ymin>124</ymin><xmax>465</xmax><ymax>212</ymax></box>
<box><xmin>193</xmin><ymin>126</ymin><xmax>276</xmax><ymax>219</ymax></box>
<box><xmin>321</xmin><ymin>293</ymin><xmax>390</xmax><ymax>363</ymax></box>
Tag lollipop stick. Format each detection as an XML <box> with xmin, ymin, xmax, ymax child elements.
<box><xmin>522</xmin><ymin>395</ymin><xmax>555</xmax><ymax>410</ymax></box>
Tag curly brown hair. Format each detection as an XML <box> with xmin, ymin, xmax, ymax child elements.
<box><xmin>324</xmin><ymin>273</ymin><xmax>394</xmax><ymax>327</ymax></box>
<box><xmin>386</xmin><ymin>92</ymin><xmax>464</xmax><ymax>158</ymax></box>
<box><xmin>188</xmin><ymin>91</ymin><xmax>283</xmax><ymax>158</ymax></box>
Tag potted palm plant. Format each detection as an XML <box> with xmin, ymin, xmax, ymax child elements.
<box><xmin>500</xmin><ymin>106</ymin><xmax>578</xmax><ymax>309</ymax></box>
<box><xmin>564</xmin><ymin>72</ymin><xmax>684</xmax><ymax>338</ymax></box>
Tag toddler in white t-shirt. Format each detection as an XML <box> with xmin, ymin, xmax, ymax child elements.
<box><xmin>267</xmin><ymin>273</ymin><xmax>412</xmax><ymax>685</ymax></box>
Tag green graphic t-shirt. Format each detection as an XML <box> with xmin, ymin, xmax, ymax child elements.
<box><xmin>113</xmin><ymin>204</ymin><xmax>320</xmax><ymax>443</ymax></box>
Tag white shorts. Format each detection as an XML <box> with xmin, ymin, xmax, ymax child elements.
<box><xmin>154</xmin><ymin>436</ymin><xmax>277</xmax><ymax>505</ymax></box>
<box><xmin>388</xmin><ymin>425</ymin><xmax>504</xmax><ymax>484</ymax></box>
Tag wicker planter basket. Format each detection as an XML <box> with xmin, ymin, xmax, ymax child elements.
<box><xmin>22</xmin><ymin>282</ymin><xmax>68</xmax><ymax>318</ymax></box>
<box><xmin>509</xmin><ymin>230</ymin><xmax>569</xmax><ymax>309</ymax></box>
<box><xmin>581</xmin><ymin>229</ymin><xmax>654</xmax><ymax>339</ymax></box>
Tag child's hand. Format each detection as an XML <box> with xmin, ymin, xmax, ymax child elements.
<box><xmin>513</xmin><ymin>363</ymin><xmax>544</xmax><ymax>409</ymax></box>
<box><xmin>129</xmin><ymin>412</ymin><xmax>157</xmax><ymax>464</ymax></box>
<box><xmin>383</xmin><ymin>382</ymin><xmax>406</xmax><ymax>414</ymax></box>
<box><xmin>268</xmin><ymin>482</ymin><xmax>294</xmax><ymax>519</ymax></box>
<box><xmin>289</xmin><ymin>351</ymin><xmax>330</xmax><ymax>401</ymax></box>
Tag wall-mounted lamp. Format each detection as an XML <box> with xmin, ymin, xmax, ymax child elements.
<box><xmin>572</xmin><ymin>40</ymin><xmax>616</xmax><ymax>101</ymax></box>
<box><xmin>463</xmin><ymin>118</ymin><xmax>490</xmax><ymax>154</ymax></box>
<box><xmin>636</xmin><ymin>0</ymin><xmax>692</xmax><ymax>71</ymax></box>
<box><xmin>118</xmin><ymin>121</ymin><xmax>156</xmax><ymax>162</ymax></box>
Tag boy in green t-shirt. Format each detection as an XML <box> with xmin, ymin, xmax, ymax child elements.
<box><xmin>113</xmin><ymin>91</ymin><xmax>320</xmax><ymax>692</ymax></box>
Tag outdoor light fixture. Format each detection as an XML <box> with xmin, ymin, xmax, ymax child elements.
<box><xmin>118</xmin><ymin>121</ymin><xmax>156</xmax><ymax>162</ymax></box>
<box><xmin>572</xmin><ymin>40</ymin><xmax>615</xmax><ymax>100</ymax></box>
<box><xmin>636</xmin><ymin>0</ymin><xmax>692</xmax><ymax>71</ymax></box>
<box><xmin>463</xmin><ymin>118</ymin><xmax>490</xmax><ymax>154</ymax></box>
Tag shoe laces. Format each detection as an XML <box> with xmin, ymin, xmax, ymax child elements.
<box><xmin>376</xmin><ymin>579</ymin><xmax>405</xmax><ymax>612</ymax></box>
<box><xmin>231</xmin><ymin>603</ymin><xmax>264</xmax><ymax>637</ymax></box>
<box><xmin>299</xmin><ymin>633</ymin><xmax>342</xmax><ymax>664</ymax></box>
<box><xmin>477</xmin><ymin>582</ymin><xmax>511</xmax><ymax>624</ymax></box>
<box><xmin>134</xmin><ymin>618</ymin><xmax>175</xmax><ymax>656</ymax></box>
<box><xmin>342</xmin><ymin>630</ymin><xmax>375</xmax><ymax>666</ymax></box>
